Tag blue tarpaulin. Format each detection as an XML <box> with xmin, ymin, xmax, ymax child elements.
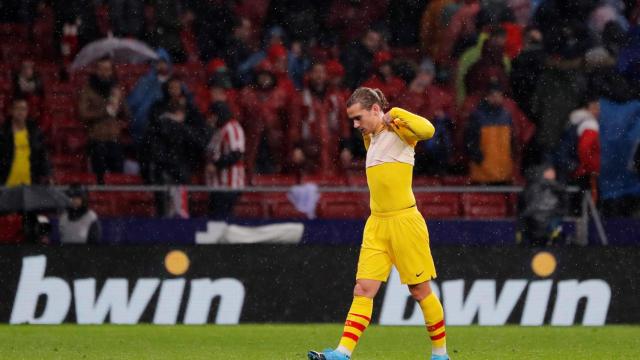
<box><xmin>49</xmin><ymin>218</ymin><xmax>640</xmax><ymax>246</ymax></box>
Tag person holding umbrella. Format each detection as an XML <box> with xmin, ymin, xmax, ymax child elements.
<box><xmin>78</xmin><ymin>56</ymin><xmax>130</xmax><ymax>183</ymax></box>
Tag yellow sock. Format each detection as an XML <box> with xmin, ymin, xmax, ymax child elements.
<box><xmin>419</xmin><ymin>292</ymin><xmax>447</xmax><ymax>352</ymax></box>
<box><xmin>336</xmin><ymin>296</ymin><xmax>373</xmax><ymax>355</ymax></box>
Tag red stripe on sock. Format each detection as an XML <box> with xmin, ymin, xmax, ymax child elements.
<box><xmin>427</xmin><ymin>320</ymin><xmax>445</xmax><ymax>332</ymax></box>
<box><xmin>342</xmin><ymin>331</ymin><xmax>360</xmax><ymax>342</ymax></box>
<box><xmin>349</xmin><ymin>313</ymin><xmax>371</xmax><ymax>323</ymax></box>
<box><xmin>430</xmin><ymin>332</ymin><xmax>446</xmax><ymax>341</ymax></box>
<box><xmin>345</xmin><ymin>320</ymin><xmax>366</xmax><ymax>332</ymax></box>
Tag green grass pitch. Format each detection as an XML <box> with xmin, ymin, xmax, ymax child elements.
<box><xmin>0</xmin><ymin>324</ymin><xmax>638</xmax><ymax>359</ymax></box>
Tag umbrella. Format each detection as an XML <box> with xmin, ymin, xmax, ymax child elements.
<box><xmin>0</xmin><ymin>185</ymin><xmax>71</xmax><ymax>214</ymax></box>
<box><xmin>70</xmin><ymin>37</ymin><xmax>159</xmax><ymax>71</ymax></box>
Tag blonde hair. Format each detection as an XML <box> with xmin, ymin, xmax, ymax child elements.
<box><xmin>346</xmin><ymin>87</ymin><xmax>389</xmax><ymax>110</ymax></box>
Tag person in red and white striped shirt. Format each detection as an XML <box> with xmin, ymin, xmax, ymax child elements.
<box><xmin>205</xmin><ymin>101</ymin><xmax>245</xmax><ymax>218</ymax></box>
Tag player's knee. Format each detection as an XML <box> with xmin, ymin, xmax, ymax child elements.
<box><xmin>408</xmin><ymin>283</ymin><xmax>432</xmax><ymax>301</ymax></box>
<box><xmin>353</xmin><ymin>282</ymin><xmax>376</xmax><ymax>298</ymax></box>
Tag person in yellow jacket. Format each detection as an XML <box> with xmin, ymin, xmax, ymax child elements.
<box><xmin>308</xmin><ymin>87</ymin><xmax>449</xmax><ymax>360</ymax></box>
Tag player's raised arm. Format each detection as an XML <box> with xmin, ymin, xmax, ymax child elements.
<box><xmin>386</xmin><ymin>107</ymin><xmax>435</xmax><ymax>141</ymax></box>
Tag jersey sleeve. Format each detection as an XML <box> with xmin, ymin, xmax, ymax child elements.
<box><xmin>389</xmin><ymin>107</ymin><xmax>435</xmax><ymax>141</ymax></box>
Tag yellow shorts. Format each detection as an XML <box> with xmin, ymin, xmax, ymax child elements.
<box><xmin>356</xmin><ymin>206</ymin><xmax>437</xmax><ymax>285</ymax></box>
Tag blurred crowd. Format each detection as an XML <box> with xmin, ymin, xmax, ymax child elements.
<box><xmin>1</xmin><ymin>0</ymin><xmax>640</xmax><ymax>218</ymax></box>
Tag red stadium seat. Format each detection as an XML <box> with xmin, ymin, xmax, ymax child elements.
<box><xmin>50</xmin><ymin>154</ymin><xmax>88</xmax><ymax>174</ymax></box>
<box><xmin>268</xmin><ymin>193</ymin><xmax>307</xmax><ymax>219</ymax></box>
<box><xmin>103</xmin><ymin>174</ymin><xmax>143</xmax><ymax>185</ymax></box>
<box><xmin>300</xmin><ymin>174</ymin><xmax>347</xmax><ymax>186</ymax></box>
<box><xmin>49</xmin><ymin>83</ymin><xmax>77</xmax><ymax>97</ymax></box>
<box><xmin>317</xmin><ymin>192</ymin><xmax>369</xmax><ymax>219</ymax></box>
<box><xmin>188</xmin><ymin>191</ymin><xmax>209</xmax><ymax>217</ymax></box>
<box><xmin>441</xmin><ymin>176</ymin><xmax>471</xmax><ymax>186</ymax></box>
<box><xmin>113</xmin><ymin>192</ymin><xmax>155</xmax><ymax>217</ymax></box>
<box><xmin>0</xmin><ymin>23</ymin><xmax>28</xmax><ymax>40</ymax></box>
<box><xmin>54</xmin><ymin>172</ymin><xmax>97</xmax><ymax>185</ymax></box>
<box><xmin>91</xmin><ymin>191</ymin><xmax>155</xmax><ymax>218</ymax></box>
<box><xmin>89</xmin><ymin>192</ymin><xmax>117</xmax><ymax>217</ymax></box>
<box><xmin>0</xmin><ymin>214</ymin><xmax>23</xmax><ymax>244</ymax></box>
<box><xmin>233</xmin><ymin>192</ymin><xmax>269</xmax><ymax>218</ymax></box>
<box><xmin>49</xmin><ymin>128</ymin><xmax>87</xmax><ymax>155</ymax></box>
<box><xmin>415</xmin><ymin>193</ymin><xmax>461</xmax><ymax>219</ymax></box>
<box><xmin>346</xmin><ymin>174</ymin><xmax>367</xmax><ymax>187</ymax></box>
<box><xmin>250</xmin><ymin>174</ymin><xmax>298</xmax><ymax>186</ymax></box>
<box><xmin>0</xmin><ymin>43</ymin><xmax>29</xmax><ymax>63</ymax></box>
<box><xmin>413</xmin><ymin>176</ymin><xmax>442</xmax><ymax>186</ymax></box>
<box><xmin>461</xmin><ymin>193</ymin><xmax>509</xmax><ymax>219</ymax></box>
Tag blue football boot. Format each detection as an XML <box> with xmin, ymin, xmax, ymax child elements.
<box><xmin>307</xmin><ymin>348</ymin><xmax>351</xmax><ymax>360</ymax></box>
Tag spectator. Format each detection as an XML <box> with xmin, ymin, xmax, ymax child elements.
<box><xmin>586</xmin><ymin>22</ymin><xmax>633</xmax><ymax>103</ymax></box>
<box><xmin>12</xmin><ymin>59</ymin><xmax>45</xmax><ymax>121</ymax></box>
<box><xmin>192</xmin><ymin>0</ymin><xmax>236</xmax><ymax>62</ymax></box>
<box><xmin>419</xmin><ymin>0</ymin><xmax>455</xmax><ymax>62</ymax></box>
<box><xmin>553</xmin><ymin>94</ymin><xmax>601</xmax><ymax>201</ymax></box>
<box><xmin>530</xmin><ymin>53</ymin><xmax>588</xmax><ymax>163</ymax></box>
<box><xmin>109</xmin><ymin>0</ymin><xmax>144</xmax><ymax>38</ymax></box>
<box><xmin>385</xmin><ymin>0</ymin><xmax>426</xmax><ymax>46</ymax></box>
<box><xmin>437</xmin><ymin>0</ymin><xmax>482</xmax><ymax>66</ymax></box>
<box><xmin>397</xmin><ymin>59</ymin><xmax>455</xmax><ymax>175</ymax></box>
<box><xmin>143</xmin><ymin>77</ymin><xmax>206</xmax><ymax>187</ymax></box>
<box><xmin>0</xmin><ymin>98</ymin><xmax>50</xmax><ymax>186</ymax></box>
<box><xmin>267</xmin><ymin>43</ymin><xmax>297</xmax><ymax>98</ymax></box>
<box><xmin>362</xmin><ymin>51</ymin><xmax>406</xmax><ymax>103</ymax></box>
<box><xmin>142</xmin><ymin>0</ymin><xmax>185</xmax><ymax>63</ymax></box>
<box><xmin>289</xmin><ymin>62</ymin><xmax>350</xmax><ymax>175</ymax></box>
<box><xmin>195</xmin><ymin>58</ymin><xmax>239</xmax><ymax>117</ymax></box>
<box><xmin>205</xmin><ymin>101</ymin><xmax>245</xmax><ymax>219</ymax></box>
<box><xmin>264</xmin><ymin>0</ymin><xmax>320</xmax><ymax>43</ymax></box>
<box><xmin>456</xmin><ymin>25</ymin><xmax>510</xmax><ymax>105</ymax></box>
<box><xmin>327</xmin><ymin>0</ymin><xmax>389</xmax><ymax>44</ymax></box>
<box><xmin>238</xmin><ymin>60</ymin><xmax>290</xmax><ymax>175</ymax></box>
<box><xmin>465</xmin><ymin>26</ymin><xmax>510</xmax><ymax>100</ymax></box>
<box><xmin>465</xmin><ymin>82</ymin><xmax>515</xmax><ymax>184</ymax></box>
<box><xmin>31</xmin><ymin>1</ymin><xmax>57</xmax><ymax>61</ymax></box>
<box><xmin>516</xmin><ymin>164</ymin><xmax>566</xmax><ymax>246</ymax></box>
<box><xmin>224</xmin><ymin>16</ymin><xmax>257</xmax><ymax>86</ymax></box>
<box><xmin>59</xmin><ymin>184</ymin><xmax>102</xmax><ymax>244</ymax></box>
<box><xmin>288</xmin><ymin>40</ymin><xmax>311</xmax><ymax>90</ymax></box>
<box><xmin>127</xmin><ymin>48</ymin><xmax>173</xmax><ymax>145</ymax></box>
<box><xmin>341</xmin><ymin>29</ymin><xmax>384</xmax><ymax>90</ymax></box>
<box><xmin>78</xmin><ymin>57</ymin><xmax>129</xmax><ymax>184</ymax></box>
<box><xmin>510</xmin><ymin>26</ymin><xmax>545</xmax><ymax>119</ymax></box>
<box><xmin>53</xmin><ymin>0</ymin><xmax>101</xmax><ymax>65</ymax></box>
<box><xmin>325</xmin><ymin>59</ymin><xmax>348</xmax><ymax>96</ymax></box>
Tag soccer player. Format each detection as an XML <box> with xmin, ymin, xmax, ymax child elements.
<box><xmin>308</xmin><ymin>87</ymin><xmax>449</xmax><ymax>360</ymax></box>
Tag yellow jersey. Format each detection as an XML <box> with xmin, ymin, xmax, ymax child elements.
<box><xmin>5</xmin><ymin>129</ymin><xmax>31</xmax><ymax>187</ymax></box>
<box><xmin>364</xmin><ymin>107</ymin><xmax>435</xmax><ymax>213</ymax></box>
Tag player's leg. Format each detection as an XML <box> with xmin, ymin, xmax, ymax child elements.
<box><xmin>308</xmin><ymin>217</ymin><xmax>391</xmax><ymax>360</ymax></box>
<box><xmin>308</xmin><ymin>279</ymin><xmax>382</xmax><ymax>360</ymax></box>
<box><xmin>335</xmin><ymin>279</ymin><xmax>381</xmax><ymax>355</ymax></box>
<box><xmin>390</xmin><ymin>209</ymin><xmax>448</xmax><ymax>359</ymax></box>
<box><xmin>408</xmin><ymin>281</ymin><xmax>448</xmax><ymax>360</ymax></box>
